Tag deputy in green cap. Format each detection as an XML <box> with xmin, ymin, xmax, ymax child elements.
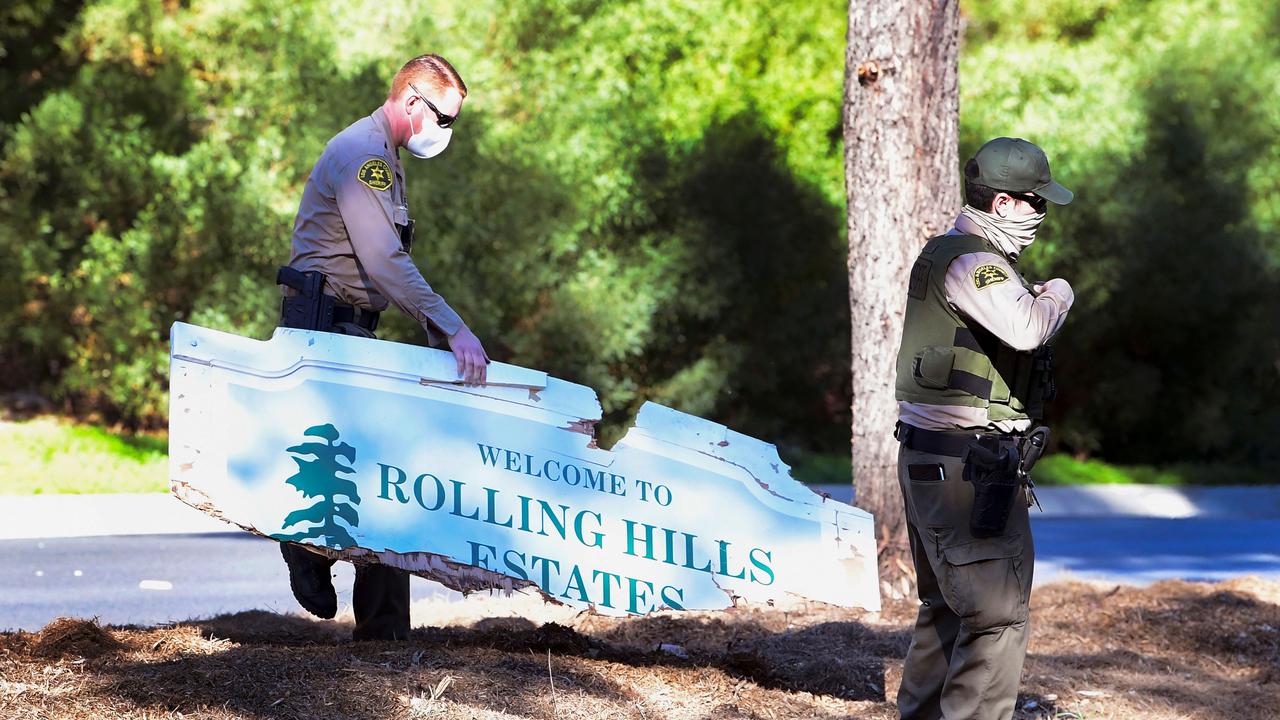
<box><xmin>893</xmin><ymin>137</ymin><xmax>1074</xmax><ymax>720</ymax></box>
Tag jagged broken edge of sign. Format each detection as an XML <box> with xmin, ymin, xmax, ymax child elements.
<box><xmin>169</xmin><ymin>323</ymin><xmax>870</xmax><ymax>611</ymax></box>
<box><xmin>171</xmin><ymin>477</ymin><xmax>525</xmax><ymax>596</ymax></box>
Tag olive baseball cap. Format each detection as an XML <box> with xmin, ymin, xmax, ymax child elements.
<box><xmin>969</xmin><ymin>137</ymin><xmax>1073</xmax><ymax>205</ymax></box>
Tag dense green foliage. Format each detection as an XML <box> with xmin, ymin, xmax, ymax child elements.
<box><xmin>0</xmin><ymin>0</ymin><xmax>851</xmax><ymax>451</ymax></box>
<box><xmin>1</xmin><ymin>0</ymin><xmax>1277</xmax><ymax>470</ymax></box>
<box><xmin>962</xmin><ymin>0</ymin><xmax>1280</xmax><ymax>466</ymax></box>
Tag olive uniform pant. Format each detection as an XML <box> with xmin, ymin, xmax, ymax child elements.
<box><xmin>896</xmin><ymin>445</ymin><xmax>1035</xmax><ymax>720</ymax></box>
<box><xmin>280</xmin><ymin>321</ymin><xmax>411</xmax><ymax>641</ymax></box>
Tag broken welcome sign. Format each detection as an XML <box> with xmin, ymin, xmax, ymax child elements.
<box><xmin>168</xmin><ymin>322</ymin><xmax>879</xmax><ymax>615</ymax></box>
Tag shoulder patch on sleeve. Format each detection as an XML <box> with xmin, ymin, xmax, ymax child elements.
<box><xmin>357</xmin><ymin>158</ymin><xmax>393</xmax><ymax>191</ymax></box>
<box><xmin>973</xmin><ymin>263</ymin><xmax>1010</xmax><ymax>290</ymax></box>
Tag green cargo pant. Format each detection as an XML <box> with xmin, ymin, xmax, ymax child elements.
<box><xmin>896</xmin><ymin>444</ymin><xmax>1034</xmax><ymax>720</ymax></box>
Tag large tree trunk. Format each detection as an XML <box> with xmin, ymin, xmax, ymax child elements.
<box><xmin>844</xmin><ymin>0</ymin><xmax>960</xmax><ymax>598</ymax></box>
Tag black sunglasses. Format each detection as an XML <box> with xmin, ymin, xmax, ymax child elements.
<box><xmin>1003</xmin><ymin>191</ymin><xmax>1047</xmax><ymax>212</ymax></box>
<box><xmin>408</xmin><ymin>82</ymin><xmax>457</xmax><ymax>128</ymax></box>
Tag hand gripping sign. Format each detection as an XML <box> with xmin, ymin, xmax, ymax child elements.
<box><xmin>169</xmin><ymin>323</ymin><xmax>879</xmax><ymax>615</ymax></box>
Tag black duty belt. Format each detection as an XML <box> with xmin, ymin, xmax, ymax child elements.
<box><xmin>277</xmin><ymin>266</ymin><xmax>379</xmax><ymax>333</ymax></box>
<box><xmin>895</xmin><ymin>421</ymin><xmax>1009</xmax><ymax>458</ymax></box>
<box><xmin>332</xmin><ymin>303</ymin><xmax>380</xmax><ymax>332</ymax></box>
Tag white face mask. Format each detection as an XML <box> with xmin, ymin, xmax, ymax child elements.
<box><xmin>958</xmin><ymin>204</ymin><xmax>1045</xmax><ymax>260</ymax></box>
<box><xmin>404</xmin><ymin>99</ymin><xmax>453</xmax><ymax>159</ymax></box>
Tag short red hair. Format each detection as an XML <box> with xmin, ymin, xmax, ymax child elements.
<box><xmin>389</xmin><ymin>54</ymin><xmax>467</xmax><ymax>100</ymax></box>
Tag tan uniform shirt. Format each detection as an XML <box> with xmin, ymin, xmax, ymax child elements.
<box><xmin>897</xmin><ymin>226</ymin><xmax>1074</xmax><ymax>433</ymax></box>
<box><xmin>286</xmin><ymin>108</ymin><xmax>464</xmax><ymax>345</ymax></box>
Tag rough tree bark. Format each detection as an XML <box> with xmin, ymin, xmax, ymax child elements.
<box><xmin>844</xmin><ymin>0</ymin><xmax>960</xmax><ymax>598</ymax></box>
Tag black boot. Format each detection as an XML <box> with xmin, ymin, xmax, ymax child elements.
<box><xmin>351</xmin><ymin>564</ymin><xmax>411</xmax><ymax>641</ymax></box>
<box><xmin>279</xmin><ymin>542</ymin><xmax>337</xmax><ymax>619</ymax></box>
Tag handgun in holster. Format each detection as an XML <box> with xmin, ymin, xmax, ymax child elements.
<box><xmin>962</xmin><ymin>435</ymin><xmax>1023</xmax><ymax>538</ymax></box>
<box><xmin>276</xmin><ymin>266</ymin><xmax>335</xmax><ymax>331</ymax></box>
<box><xmin>1018</xmin><ymin>426</ymin><xmax>1051</xmax><ymax>512</ymax></box>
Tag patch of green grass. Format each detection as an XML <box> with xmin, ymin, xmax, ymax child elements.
<box><xmin>0</xmin><ymin>417</ymin><xmax>168</xmax><ymax>494</ymax></box>
<box><xmin>782</xmin><ymin>449</ymin><xmax>1276</xmax><ymax>487</ymax></box>
<box><xmin>1033</xmin><ymin>455</ymin><xmax>1276</xmax><ymax>487</ymax></box>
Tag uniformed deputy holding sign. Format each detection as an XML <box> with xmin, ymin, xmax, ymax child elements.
<box><xmin>275</xmin><ymin>53</ymin><xmax>491</xmax><ymax>642</ymax></box>
<box><xmin>894</xmin><ymin>137</ymin><xmax>1075</xmax><ymax>720</ymax></box>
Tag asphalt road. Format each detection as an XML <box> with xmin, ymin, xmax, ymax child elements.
<box><xmin>0</xmin><ymin>533</ymin><xmax>462</xmax><ymax>632</ymax></box>
<box><xmin>1031</xmin><ymin>516</ymin><xmax>1280</xmax><ymax>584</ymax></box>
<box><xmin>3</xmin><ymin>517</ymin><xmax>1278</xmax><ymax>631</ymax></box>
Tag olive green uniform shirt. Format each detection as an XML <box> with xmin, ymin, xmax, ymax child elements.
<box><xmin>286</xmin><ymin>108</ymin><xmax>464</xmax><ymax>346</ymax></box>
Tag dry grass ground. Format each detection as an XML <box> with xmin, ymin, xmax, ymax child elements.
<box><xmin>1</xmin><ymin>578</ymin><xmax>1276</xmax><ymax>719</ymax></box>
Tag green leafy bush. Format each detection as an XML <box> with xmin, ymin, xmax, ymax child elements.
<box><xmin>0</xmin><ymin>0</ymin><xmax>851</xmax><ymax>451</ymax></box>
<box><xmin>961</xmin><ymin>0</ymin><xmax>1280</xmax><ymax>466</ymax></box>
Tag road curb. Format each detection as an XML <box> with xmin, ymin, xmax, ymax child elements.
<box><xmin>812</xmin><ymin>483</ymin><xmax>1280</xmax><ymax>519</ymax></box>
<box><xmin>1029</xmin><ymin>485</ymin><xmax>1280</xmax><ymax>519</ymax></box>
<box><xmin>0</xmin><ymin>493</ymin><xmax>233</xmax><ymax>540</ymax></box>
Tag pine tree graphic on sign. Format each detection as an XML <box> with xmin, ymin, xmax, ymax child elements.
<box><xmin>272</xmin><ymin>423</ymin><xmax>361</xmax><ymax>549</ymax></box>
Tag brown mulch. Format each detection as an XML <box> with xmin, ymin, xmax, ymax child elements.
<box><xmin>0</xmin><ymin>578</ymin><xmax>1276</xmax><ymax>719</ymax></box>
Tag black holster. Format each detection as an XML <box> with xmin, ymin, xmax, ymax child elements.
<box><xmin>277</xmin><ymin>266</ymin><xmax>335</xmax><ymax>331</ymax></box>
<box><xmin>962</xmin><ymin>435</ymin><xmax>1022</xmax><ymax>538</ymax></box>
